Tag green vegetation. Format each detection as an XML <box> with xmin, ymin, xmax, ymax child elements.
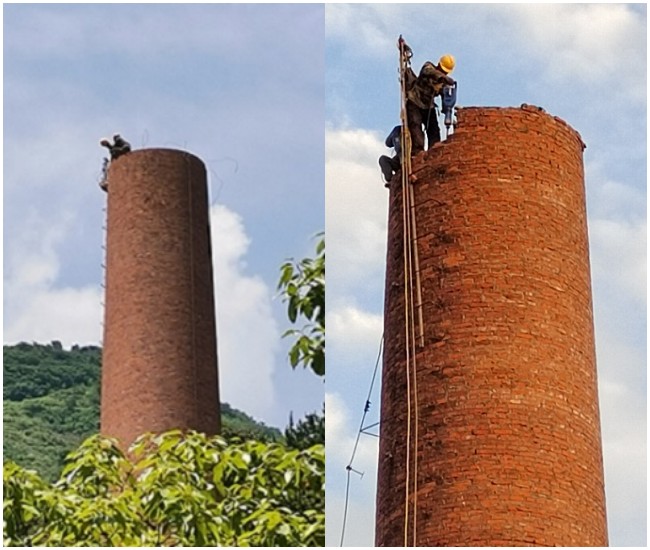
<box><xmin>4</xmin><ymin>431</ymin><xmax>324</xmax><ymax>546</ymax></box>
<box><xmin>278</xmin><ymin>234</ymin><xmax>325</xmax><ymax>377</ymax></box>
<box><xmin>284</xmin><ymin>409</ymin><xmax>325</xmax><ymax>451</ymax></box>
<box><xmin>3</xmin><ymin>342</ymin><xmax>281</xmax><ymax>481</ymax></box>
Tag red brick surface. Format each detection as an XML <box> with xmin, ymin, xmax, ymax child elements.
<box><xmin>100</xmin><ymin>149</ymin><xmax>220</xmax><ymax>449</ymax></box>
<box><xmin>375</xmin><ymin>106</ymin><xmax>608</xmax><ymax>546</ymax></box>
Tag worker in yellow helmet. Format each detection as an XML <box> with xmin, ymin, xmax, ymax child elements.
<box><xmin>405</xmin><ymin>54</ymin><xmax>456</xmax><ymax>154</ymax></box>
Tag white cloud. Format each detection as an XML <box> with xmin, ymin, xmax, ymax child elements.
<box><xmin>326</xmin><ymin>127</ymin><xmax>389</xmax><ymax>286</ymax></box>
<box><xmin>325</xmin><ymin>4</ymin><xmax>395</xmax><ymax>56</ymax></box>
<box><xmin>328</xmin><ymin>305</ymin><xmax>383</xmax><ymax>362</ymax></box>
<box><xmin>4</xmin><ymin>215</ymin><xmax>103</xmax><ymax>347</ymax></box>
<box><xmin>504</xmin><ymin>4</ymin><xmax>645</xmax><ymax>104</ymax></box>
<box><xmin>4</xmin><ymin>287</ymin><xmax>103</xmax><ymax>348</ymax></box>
<box><xmin>209</xmin><ymin>204</ymin><xmax>280</xmax><ymax>421</ymax></box>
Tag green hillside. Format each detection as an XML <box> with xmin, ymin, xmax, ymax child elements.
<box><xmin>3</xmin><ymin>342</ymin><xmax>282</xmax><ymax>480</ymax></box>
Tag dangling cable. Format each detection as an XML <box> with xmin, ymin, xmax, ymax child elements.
<box><xmin>339</xmin><ymin>335</ymin><xmax>384</xmax><ymax>547</ymax></box>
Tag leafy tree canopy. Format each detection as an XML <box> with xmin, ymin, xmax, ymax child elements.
<box><xmin>278</xmin><ymin>234</ymin><xmax>325</xmax><ymax>377</ymax></box>
<box><xmin>4</xmin><ymin>430</ymin><xmax>324</xmax><ymax>547</ymax></box>
<box><xmin>285</xmin><ymin>409</ymin><xmax>325</xmax><ymax>451</ymax></box>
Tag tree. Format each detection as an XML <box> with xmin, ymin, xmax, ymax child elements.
<box><xmin>277</xmin><ymin>234</ymin><xmax>325</xmax><ymax>377</ymax></box>
<box><xmin>284</xmin><ymin>408</ymin><xmax>325</xmax><ymax>451</ymax></box>
<box><xmin>4</xmin><ymin>430</ymin><xmax>324</xmax><ymax>546</ymax></box>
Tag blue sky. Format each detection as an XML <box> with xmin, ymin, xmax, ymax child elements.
<box><xmin>325</xmin><ymin>4</ymin><xmax>646</xmax><ymax>547</ymax></box>
<box><xmin>3</xmin><ymin>4</ymin><xmax>325</xmax><ymax>430</ymax></box>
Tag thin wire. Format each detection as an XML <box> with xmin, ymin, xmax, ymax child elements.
<box><xmin>339</xmin><ymin>334</ymin><xmax>384</xmax><ymax>547</ymax></box>
<box><xmin>347</xmin><ymin>335</ymin><xmax>383</xmax><ymax>466</ymax></box>
<box><xmin>339</xmin><ymin>469</ymin><xmax>352</xmax><ymax>547</ymax></box>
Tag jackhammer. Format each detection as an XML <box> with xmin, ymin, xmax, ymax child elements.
<box><xmin>441</xmin><ymin>82</ymin><xmax>457</xmax><ymax>138</ymax></box>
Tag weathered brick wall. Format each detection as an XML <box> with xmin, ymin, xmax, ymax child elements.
<box><xmin>100</xmin><ymin>148</ymin><xmax>220</xmax><ymax>449</ymax></box>
<box><xmin>376</xmin><ymin>106</ymin><xmax>608</xmax><ymax>546</ymax></box>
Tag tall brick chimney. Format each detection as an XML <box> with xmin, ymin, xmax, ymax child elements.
<box><xmin>100</xmin><ymin>148</ymin><xmax>221</xmax><ymax>449</ymax></box>
<box><xmin>376</xmin><ymin>106</ymin><xmax>608</xmax><ymax>546</ymax></box>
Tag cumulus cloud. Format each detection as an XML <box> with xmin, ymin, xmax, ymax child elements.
<box><xmin>326</xmin><ymin>127</ymin><xmax>389</xmax><ymax>287</ymax></box>
<box><xmin>504</xmin><ymin>4</ymin><xmax>646</xmax><ymax>104</ymax></box>
<box><xmin>325</xmin><ymin>4</ymin><xmax>396</xmax><ymax>55</ymax></box>
<box><xmin>328</xmin><ymin>305</ymin><xmax>383</xmax><ymax>362</ymax></box>
<box><xmin>4</xmin><ymin>214</ymin><xmax>103</xmax><ymax>347</ymax></box>
<box><xmin>209</xmin><ymin>204</ymin><xmax>280</xmax><ymax>420</ymax></box>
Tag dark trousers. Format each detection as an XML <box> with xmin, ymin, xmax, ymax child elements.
<box><xmin>379</xmin><ymin>155</ymin><xmax>401</xmax><ymax>182</ymax></box>
<box><xmin>407</xmin><ymin>101</ymin><xmax>440</xmax><ymax>154</ymax></box>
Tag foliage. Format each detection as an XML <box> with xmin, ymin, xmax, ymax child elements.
<box><xmin>4</xmin><ymin>431</ymin><xmax>324</xmax><ymax>547</ymax></box>
<box><xmin>277</xmin><ymin>234</ymin><xmax>325</xmax><ymax>377</ymax></box>
<box><xmin>3</xmin><ymin>342</ymin><xmax>101</xmax><ymax>402</ymax></box>
<box><xmin>3</xmin><ymin>343</ymin><xmax>282</xmax><ymax>481</ymax></box>
<box><xmin>284</xmin><ymin>409</ymin><xmax>325</xmax><ymax>451</ymax></box>
<box><xmin>219</xmin><ymin>402</ymin><xmax>282</xmax><ymax>443</ymax></box>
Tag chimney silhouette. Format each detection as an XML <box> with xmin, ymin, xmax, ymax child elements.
<box><xmin>376</xmin><ymin>106</ymin><xmax>608</xmax><ymax>546</ymax></box>
<box><xmin>100</xmin><ymin>148</ymin><xmax>221</xmax><ymax>449</ymax></box>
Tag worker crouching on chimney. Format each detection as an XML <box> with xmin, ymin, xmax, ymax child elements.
<box><xmin>101</xmin><ymin>134</ymin><xmax>131</xmax><ymax>160</ymax></box>
<box><xmin>379</xmin><ymin>125</ymin><xmax>402</xmax><ymax>187</ymax></box>
<box><xmin>406</xmin><ymin>54</ymin><xmax>456</xmax><ymax>154</ymax></box>
<box><xmin>99</xmin><ymin>134</ymin><xmax>131</xmax><ymax>191</ymax></box>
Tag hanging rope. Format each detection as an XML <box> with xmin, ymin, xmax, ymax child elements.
<box><xmin>398</xmin><ymin>35</ymin><xmax>422</xmax><ymax>547</ymax></box>
<box><xmin>339</xmin><ymin>335</ymin><xmax>384</xmax><ymax>547</ymax></box>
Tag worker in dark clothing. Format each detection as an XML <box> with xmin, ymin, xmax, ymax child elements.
<box><xmin>379</xmin><ymin>125</ymin><xmax>402</xmax><ymax>186</ymax></box>
<box><xmin>100</xmin><ymin>134</ymin><xmax>131</xmax><ymax>160</ymax></box>
<box><xmin>405</xmin><ymin>55</ymin><xmax>456</xmax><ymax>154</ymax></box>
<box><xmin>99</xmin><ymin>134</ymin><xmax>131</xmax><ymax>191</ymax></box>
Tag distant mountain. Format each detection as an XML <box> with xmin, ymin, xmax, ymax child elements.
<box><xmin>3</xmin><ymin>342</ymin><xmax>282</xmax><ymax>481</ymax></box>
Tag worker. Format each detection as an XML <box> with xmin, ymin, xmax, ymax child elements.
<box><xmin>100</xmin><ymin>134</ymin><xmax>131</xmax><ymax>160</ymax></box>
<box><xmin>99</xmin><ymin>134</ymin><xmax>131</xmax><ymax>191</ymax></box>
<box><xmin>405</xmin><ymin>54</ymin><xmax>456</xmax><ymax>154</ymax></box>
<box><xmin>378</xmin><ymin>125</ymin><xmax>402</xmax><ymax>186</ymax></box>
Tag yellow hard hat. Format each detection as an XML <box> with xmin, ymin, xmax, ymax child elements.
<box><xmin>439</xmin><ymin>54</ymin><xmax>456</xmax><ymax>74</ymax></box>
